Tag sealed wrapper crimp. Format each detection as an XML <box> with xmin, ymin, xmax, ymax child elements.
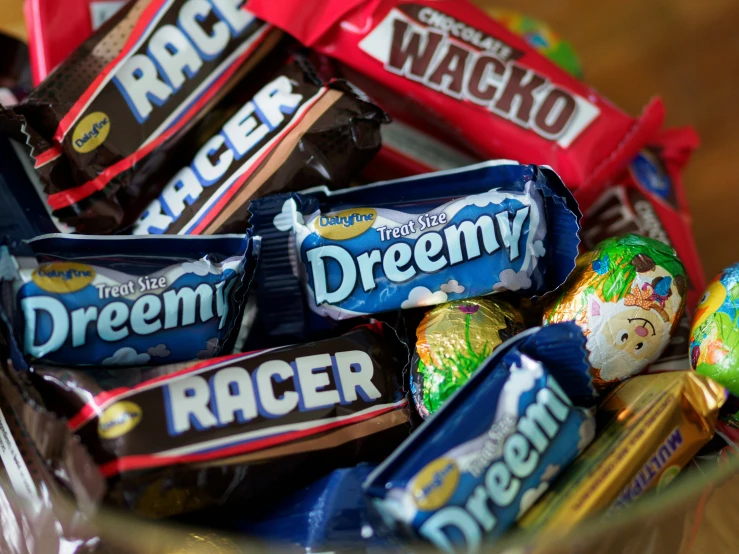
<box><xmin>582</xmin><ymin>128</ymin><xmax>703</xmax><ymax>371</ymax></box>
<box><xmin>364</xmin><ymin>322</ymin><xmax>597</xmax><ymax>552</ymax></box>
<box><xmin>132</xmin><ymin>56</ymin><xmax>388</xmax><ymax>236</ymax></box>
<box><xmin>27</xmin><ymin>323</ymin><xmax>410</xmax><ymax>518</ymax></box>
<box><xmin>3</xmin><ymin>0</ymin><xmax>283</xmax><ymax>233</ymax></box>
<box><xmin>246</xmin><ymin>0</ymin><xmax>664</xmax><ymax>195</ymax></box>
<box><xmin>518</xmin><ymin>371</ymin><xmax>726</xmax><ymax>535</ymax></box>
<box><xmin>0</xmin><ymin>233</ymin><xmax>256</xmax><ymax>368</ymax></box>
<box><xmin>249</xmin><ymin>161</ymin><xmax>580</xmax><ymax>339</ymax></box>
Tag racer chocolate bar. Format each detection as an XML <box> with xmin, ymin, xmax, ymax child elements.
<box><xmin>132</xmin><ymin>57</ymin><xmax>387</xmax><ymax>235</ymax></box>
<box><xmin>249</xmin><ymin>161</ymin><xmax>580</xmax><ymax>338</ymax></box>
<box><xmin>2</xmin><ymin>0</ymin><xmax>282</xmax><ymax>233</ymax></box>
<box><xmin>517</xmin><ymin>371</ymin><xmax>726</xmax><ymax>534</ymax></box>
<box><xmin>27</xmin><ymin>322</ymin><xmax>410</xmax><ymax>517</ymax></box>
<box><xmin>364</xmin><ymin>322</ymin><xmax>597</xmax><ymax>552</ymax></box>
<box><xmin>246</xmin><ymin>0</ymin><xmax>664</xmax><ymax>194</ymax></box>
<box><xmin>0</xmin><ymin>233</ymin><xmax>256</xmax><ymax>368</ymax></box>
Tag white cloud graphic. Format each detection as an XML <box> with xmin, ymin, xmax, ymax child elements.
<box><xmin>495</xmin><ymin>356</ymin><xmax>542</xmax><ymax>421</ymax></box>
<box><xmin>400</xmin><ymin>286</ymin><xmax>447</xmax><ymax>309</ymax></box>
<box><xmin>103</xmin><ymin>347</ymin><xmax>150</xmax><ymax>366</ymax></box>
<box><xmin>518</xmin><ymin>482</ymin><xmax>549</xmax><ymax>518</ymax></box>
<box><xmin>440</xmin><ymin>279</ymin><xmax>465</xmax><ymax>294</ymax></box>
<box><xmin>197</xmin><ymin>337</ymin><xmax>221</xmax><ymax>359</ymax></box>
<box><xmin>181</xmin><ymin>261</ymin><xmax>219</xmax><ymax>276</ymax></box>
<box><xmin>578</xmin><ymin>417</ymin><xmax>596</xmax><ymax>451</ymax></box>
<box><xmin>493</xmin><ymin>268</ymin><xmax>532</xmax><ymax>292</ymax></box>
<box><xmin>541</xmin><ymin>464</ymin><xmax>560</xmax><ymax>482</ymax></box>
<box><xmin>532</xmin><ymin>240</ymin><xmax>546</xmax><ymax>258</ymax></box>
<box><xmin>273</xmin><ymin>198</ymin><xmax>304</xmax><ymax>232</ymax></box>
<box><xmin>147</xmin><ymin>344</ymin><xmax>170</xmax><ymax>358</ymax></box>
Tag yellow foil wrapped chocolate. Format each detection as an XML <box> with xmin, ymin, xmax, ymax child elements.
<box><xmin>543</xmin><ymin>234</ymin><xmax>686</xmax><ymax>391</ymax></box>
<box><xmin>412</xmin><ymin>297</ymin><xmax>525</xmax><ymax>418</ymax></box>
<box><xmin>518</xmin><ymin>371</ymin><xmax>726</xmax><ymax>535</ymax></box>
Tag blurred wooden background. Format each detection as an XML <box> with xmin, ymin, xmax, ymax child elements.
<box><xmin>0</xmin><ymin>0</ymin><xmax>738</xmax><ymax>278</ymax></box>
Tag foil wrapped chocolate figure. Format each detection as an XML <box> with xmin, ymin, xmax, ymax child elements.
<box><xmin>690</xmin><ymin>263</ymin><xmax>739</xmax><ymax>395</ymax></box>
<box><xmin>411</xmin><ymin>297</ymin><xmax>525</xmax><ymax>418</ymax></box>
<box><xmin>544</xmin><ymin>234</ymin><xmax>686</xmax><ymax>390</ymax></box>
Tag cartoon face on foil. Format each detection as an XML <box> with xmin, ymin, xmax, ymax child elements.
<box><xmin>690</xmin><ymin>264</ymin><xmax>739</xmax><ymax>395</ymax></box>
<box><xmin>544</xmin><ymin>235</ymin><xmax>686</xmax><ymax>390</ymax></box>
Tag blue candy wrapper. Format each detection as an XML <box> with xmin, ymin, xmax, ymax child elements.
<box><xmin>0</xmin><ymin>233</ymin><xmax>257</xmax><ymax>368</ymax></box>
<box><xmin>363</xmin><ymin>322</ymin><xmax>596</xmax><ymax>553</ymax></box>
<box><xmin>233</xmin><ymin>463</ymin><xmax>389</xmax><ymax>552</ymax></box>
<box><xmin>249</xmin><ymin>161</ymin><xmax>580</xmax><ymax>340</ymax></box>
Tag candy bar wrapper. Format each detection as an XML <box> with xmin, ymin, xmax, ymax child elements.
<box><xmin>364</xmin><ymin>322</ymin><xmax>597</xmax><ymax>552</ymax></box>
<box><xmin>246</xmin><ymin>0</ymin><xmax>664</xmax><ymax>194</ymax></box>
<box><xmin>518</xmin><ymin>371</ymin><xmax>726</xmax><ymax>534</ymax></box>
<box><xmin>26</xmin><ymin>322</ymin><xmax>410</xmax><ymax>518</ymax></box>
<box><xmin>2</xmin><ymin>0</ymin><xmax>283</xmax><ymax>234</ymax></box>
<box><xmin>203</xmin><ymin>463</ymin><xmax>388</xmax><ymax>552</ymax></box>
<box><xmin>24</xmin><ymin>0</ymin><xmax>126</xmax><ymax>85</ymax></box>
<box><xmin>0</xmin><ymin>358</ymin><xmax>106</xmax><ymax>553</ymax></box>
<box><xmin>412</xmin><ymin>297</ymin><xmax>526</xmax><ymax>419</ymax></box>
<box><xmin>249</xmin><ymin>161</ymin><xmax>581</xmax><ymax>341</ymax></box>
<box><xmin>581</xmin><ymin>128</ymin><xmax>702</xmax><ymax>371</ymax></box>
<box><xmin>0</xmin><ymin>233</ymin><xmax>257</xmax><ymax>368</ymax></box>
<box><xmin>132</xmin><ymin>56</ymin><xmax>388</xmax><ymax>236</ymax></box>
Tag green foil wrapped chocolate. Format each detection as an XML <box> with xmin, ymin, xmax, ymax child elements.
<box><xmin>411</xmin><ymin>297</ymin><xmax>525</xmax><ymax>418</ymax></box>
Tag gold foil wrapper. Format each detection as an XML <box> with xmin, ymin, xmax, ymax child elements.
<box><xmin>518</xmin><ymin>371</ymin><xmax>726</xmax><ymax>534</ymax></box>
<box><xmin>413</xmin><ymin>297</ymin><xmax>524</xmax><ymax>417</ymax></box>
<box><xmin>543</xmin><ymin>235</ymin><xmax>687</xmax><ymax>391</ymax></box>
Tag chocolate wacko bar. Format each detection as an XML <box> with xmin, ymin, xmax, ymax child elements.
<box><xmin>249</xmin><ymin>161</ymin><xmax>580</xmax><ymax>338</ymax></box>
<box><xmin>131</xmin><ymin>57</ymin><xmax>388</xmax><ymax>235</ymax></box>
<box><xmin>364</xmin><ymin>323</ymin><xmax>597</xmax><ymax>552</ymax></box>
<box><xmin>0</xmin><ymin>233</ymin><xmax>256</xmax><ymax>368</ymax></box>
<box><xmin>246</xmin><ymin>0</ymin><xmax>664</xmax><ymax>196</ymax></box>
<box><xmin>26</xmin><ymin>322</ymin><xmax>410</xmax><ymax>518</ymax></box>
<box><xmin>1</xmin><ymin>0</ymin><xmax>282</xmax><ymax>233</ymax></box>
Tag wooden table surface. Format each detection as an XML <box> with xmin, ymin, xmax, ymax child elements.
<box><xmin>1</xmin><ymin>0</ymin><xmax>738</xmax><ymax>279</ymax></box>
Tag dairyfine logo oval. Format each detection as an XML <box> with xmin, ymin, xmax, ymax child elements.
<box><xmin>32</xmin><ymin>262</ymin><xmax>95</xmax><ymax>294</ymax></box>
<box><xmin>98</xmin><ymin>401</ymin><xmax>142</xmax><ymax>439</ymax></box>
<box><xmin>315</xmin><ymin>208</ymin><xmax>376</xmax><ymax>240</ymax></box>
<box><xmin>72</xmin><ymin>111</ymin><xmax>111</xmax><ymax>153</ymax></box>
<box><xmin>412</xmin><ymin>457</ymin><xmax>460</xmax><ymax>511</ymax></box>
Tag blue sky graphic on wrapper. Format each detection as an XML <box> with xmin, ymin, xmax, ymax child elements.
<box><xmin>274</xmin><ymin>182</ymin><xmax>548</xmax><ymax>319</ymax></box>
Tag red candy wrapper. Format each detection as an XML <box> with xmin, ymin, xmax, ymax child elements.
<box><xmin>247</xmin><ymin>0</ymin><xmax>664</xmax><ymax>193</ymax></box>
<box><xmin>581</xmin><ymin>127</ymin><xmax>703</xmax><ymax>371</ymax></box>
<box><xmin>24</xmin><ymin>0</ymin><xmax>126</xmax><ymax>85</ymax></box>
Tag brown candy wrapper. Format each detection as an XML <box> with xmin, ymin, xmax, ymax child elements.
<box><xmin>1</xmin><ymin>0</ymin><xmax>283</xmax><ymax>233</ymax></box>
<box><xmin>131</xmin><ymin>55</ymin><xmax>388</xmax><ymax>235</ymax></box>
<box><xmin>517</xmin><ymin>371</ymin><xmax>726</xmax><ymax>535</ymax></box>
<box><xmin>26</xmin><ymin>323</ymin><xmax>409</xmax><ymax>518</ymax></box>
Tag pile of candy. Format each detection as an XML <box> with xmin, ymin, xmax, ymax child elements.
<box><xmin>0</xmin><ymin>1</ymin><xmax>735</xmax><ymax>552</ymax></box>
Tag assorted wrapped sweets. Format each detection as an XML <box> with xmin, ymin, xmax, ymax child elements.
<box><xmin>365</xmin><ymin>323</ymin><xmax>598</xmax><ymax>552</ymax></box>
<box><xmin>544</xmin><ymin>234</ymin><xmax>687</xmax><ymax>391</ymax></box>
<box><xmin>412</xmin><ymin>297</ymin><xmax>526</xmax><ymax>418</ymax></box>
<box><xmin>691</xmin><ymin>263</ymin><xmax>739</xmax><ymax>395</ymax></box>
<box><xmin>0</xmin><ymin>0</ymin><xmax>724</xmax><ymax>552</ymax></box>
<box><xmin>518</xmin><ymin>371</ymin><xmax>726</xmax><ymax>533</ymax></box>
